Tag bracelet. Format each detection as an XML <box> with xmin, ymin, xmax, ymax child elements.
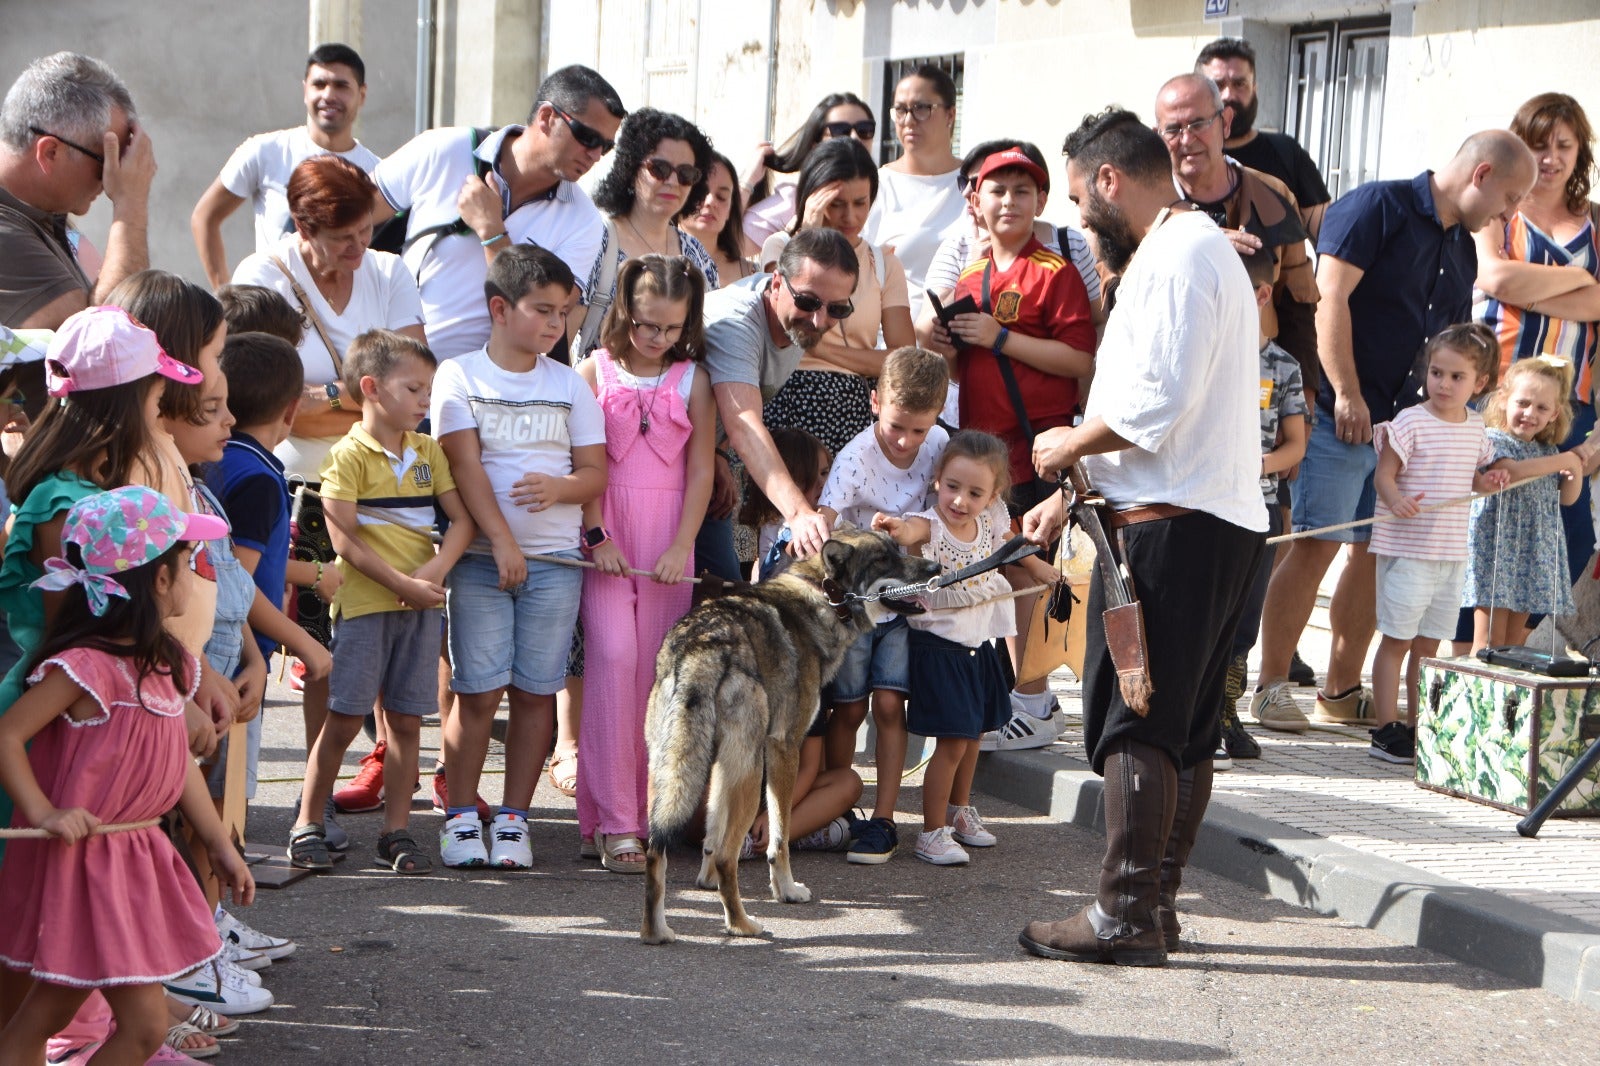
<box><xmin>481</xmin><ymin>232</ymin><xmax>508</xmax><ymax>247</ymax></box>
<box><xmin>992</xmin><ymin>327</ymin><xmax>1010</xmax><ymax>356</ymax></box>
<box><xmin>313</xmin><ymin>560</ymin><xmax>324</xmax><ymax>589</ymax></box>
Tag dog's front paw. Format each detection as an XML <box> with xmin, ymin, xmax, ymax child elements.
<box><xmin>774</xmin><ymin>880</ymin><xmax>811</xmax><ymax>904</ymax></box>
<box><xmin>640</xmin><ymin>922</ymin><xmax>677</xmax><ymax>946</ymax></box>
<box><xmin>725</xmin><ymin>916</ymin><xmax>766</xmax><ymax>938</ymax></box>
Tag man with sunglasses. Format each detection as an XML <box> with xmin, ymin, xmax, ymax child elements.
<box><xmin>0</xmin><ymin>51</ymin><xmax>156</xmax><ymax>400</ymax></box>
<box><xmin>191</xmin><ymin>44</ymin><xmax>378</xmax><ymax>290</ymax></box>
<box><xmin>371</xmin><ymin>65</ymin><xmax>625</xmax><ymax>361</ymax></box>
<box><xmin>696</xmin><ymin>228</ymin><xmax>860</xmax><ymax>576</ymax></box>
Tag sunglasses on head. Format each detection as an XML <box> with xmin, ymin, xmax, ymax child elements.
<box><xmin>642</xmin><ymin>157</ymin><xmax>702</xmax><ymax>186</ymax></box>
<box><xmin>822</xmin><ymin>119</ymin><xmax>876</xmax><ymax>141</ymax></box>
<box><xmin>780</xmin><ymin>273</ymin><xmax>854</xmax><ymax>320</ymax></box>
<box><xmin>544</xmin><ymin>102</ymin><xmax>614</xmax><ymax>154</ymax></box>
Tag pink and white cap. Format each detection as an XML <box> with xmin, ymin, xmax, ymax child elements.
<box><xmin>44</xmin><ymin>305</ymin><xmax>204</xmax><ymax>398</ymax></box>
<box><xmin>32</xmin><ymin>486</ymin><xmax>229</xmax><ymax>616</ymax></box>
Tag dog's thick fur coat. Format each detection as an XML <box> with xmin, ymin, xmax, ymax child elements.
<box><xmin>641</xmin><ymin>528</ymin><xmax>939</xmax><ymax>943</ymax></box>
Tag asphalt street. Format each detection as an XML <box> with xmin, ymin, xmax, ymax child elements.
<box><xmin>218</xmin><ymin>683</ymin><xmax>1597</xmax><ymax>1065</ymax></box>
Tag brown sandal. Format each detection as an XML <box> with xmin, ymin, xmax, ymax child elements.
<box><xmin>546</xmin><ymin>750</ymin><xmax>578</xmax><ymax>797</ymax></box>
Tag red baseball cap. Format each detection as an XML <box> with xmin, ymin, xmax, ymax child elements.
<box><xmin>974</xmin><ymin>149</ymin><xmax>1050</xmax><ymax>192</ymax></box>
<box><xmin>46</xmin><ymin>306</ymin><xmax>204</xmax><ymax>398</ymax></box>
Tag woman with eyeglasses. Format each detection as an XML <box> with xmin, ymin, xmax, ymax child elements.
<box><xmin>575</xmin><ymin>109</ymin><xmax>719</xmax><ymax>356</ymax></box>
<box><xmin>679</xmin><ymin>151</ymin><xmax>755</xmax><ymax>288</ymax></box>
<box><xmin>738</xmin><ymin>92</ymin><xmax>878</xmax><ymax>257</ymax></box>
<box><xmin>863</xmin><ymin>66</ymin><xmax>966</xmax><ymax>321</ymax></box>
<box><xmin>756</xmin><ymin>139</ymin><xmax>915</xmax><ymax>458</ymax></box>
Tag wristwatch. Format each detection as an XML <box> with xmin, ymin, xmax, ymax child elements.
<box><xmin>325</xmin><ymin>382</ymin><xmax>342</xmax><ymax>410</ymax></box>
<box><xmin>580</xmin><ymin>526</ymin><xmax>610</xmax><ymax>552</ymax></box>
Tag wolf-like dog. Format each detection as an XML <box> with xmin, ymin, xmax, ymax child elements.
<box><xmin>641</xmin><ymin>528</ymin><xmax>939</xmax><ymax>944</ymax></box>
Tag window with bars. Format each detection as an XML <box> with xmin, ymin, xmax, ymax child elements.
<box><xmin>878</xmin><ymin>53</ymin><xmax>964</xmax><ymax>164</ymax></box>
<box><xmin>1285</xmin><ymin>16</ymin><xmax>1390</xmax><ymax>198</ymax></box>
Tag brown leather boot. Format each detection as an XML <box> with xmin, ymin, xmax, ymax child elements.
<box><xmin>1157</xmin><ymin>760</ymin><xmax>1214</xmax><ymax>950</ymax></box>
<box><xmin>1020</xmin><ymin>740</ymin><xmax>1177</xmax><ymax>966</ymax></box>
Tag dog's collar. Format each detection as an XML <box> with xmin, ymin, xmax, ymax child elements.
<box><xmin>821</xmin><ymin>578</ymin><xmax>857</xmax><ymax>621</ymax></box>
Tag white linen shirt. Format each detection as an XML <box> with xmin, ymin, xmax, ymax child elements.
<box><xmin>1082</xmin><ymin>211</ymin><xmax>1266</xmax><ymax>532</ymax></box>
<box><xmin>376</xmin><ymin>125</ymin><xmax>605</xmax><ymax>360</ymax></box>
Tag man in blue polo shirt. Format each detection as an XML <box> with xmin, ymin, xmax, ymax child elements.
<box><xmin>1253</xmin><ymin>130</ymin><xmax>1534</xmax><ymax>735</ymax></box>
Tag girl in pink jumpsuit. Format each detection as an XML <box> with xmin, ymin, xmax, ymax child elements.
<box><xmin>576</xmin><ymin>256</ymin><xmax>716</xmax><ymax>872</ymax></box>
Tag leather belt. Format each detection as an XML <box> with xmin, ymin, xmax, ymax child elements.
<box><xmin>1105</xmin><ymin>503</ymin><xmax>1195</xmax><ymax>528</ymax></box>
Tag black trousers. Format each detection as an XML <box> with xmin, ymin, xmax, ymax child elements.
<box><xmin>1082</xmin><ymin>510</ymin><xmax>1266</xmax><ymax>774</ymax></box>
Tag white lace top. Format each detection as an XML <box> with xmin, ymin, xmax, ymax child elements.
<box><xmin>907</xmin><ymin>497</ymin><xmax>1017</xmax><ymax>646</ymax></box>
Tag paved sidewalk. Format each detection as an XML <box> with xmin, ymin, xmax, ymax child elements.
<box><xmin>974</xmin><ymin>664</ymin><xmax>1600</xmax><ymax>1008</ymax></box>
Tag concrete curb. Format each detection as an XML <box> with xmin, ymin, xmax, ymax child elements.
<box><xmin>974</xmin><ymin>747</ymin><xmax>1600</xmax><ymax>1009</ymax></box>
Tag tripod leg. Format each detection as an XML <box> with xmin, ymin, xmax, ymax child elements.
<box><xmin>1516</xmin><ymin>733</ymin><xmax>1600</xmax><ymax>837</ymax></box>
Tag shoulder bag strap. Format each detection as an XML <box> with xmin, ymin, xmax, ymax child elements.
<box><xmin>575</xmin><ymin>218</ymin><xmax>622</xmax><ymax>358</ymax></box>
<box><xmin>269</xmin><ymin>255</ymin><xmax>342</xmax><ymax>376</ymax></box>
<box><xmin>981</xmin><ymin>258</ymin><xmax>1036</xmax><ymax>446</ymax></box>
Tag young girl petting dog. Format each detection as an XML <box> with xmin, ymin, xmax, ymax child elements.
<box><xmin>875</xmin><ymin>430</ymin><xmax>1015</xmax><ymax>865</ymax></box>
<box><xmin>0</xmin><ymin>487</ymin><xmax>255</xmax><ymax>1064</ymax></box>
<box><xmin>577</xmin><ymin>256</ymin><xmax>716</xmax><ymax>873</ymax></box>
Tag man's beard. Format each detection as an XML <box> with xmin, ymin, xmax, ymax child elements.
<box><xmin>1082</xmin><ymin>190</ymin><xmax>1140</xmax><ymax>276</ymax></box>
<box><xmin>1227</xmin><ymin>93</ymin><xmax>1258</xmax><ymax>138</ymax></box>
<box><xmin>785</xmin><ymin>322</ymin><xmax>823</xmax><ymax>349</ymax></box>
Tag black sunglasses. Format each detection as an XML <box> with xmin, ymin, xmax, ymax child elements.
<box><xmin>781</xmin><ymin>273</ymin><xmax>854</xmax><ymax>320</ymax></box>
<box><xmin>545</xmin><ymin>103</ymin><xmax>614</xmax><ymax>154</ymax></box>
<box><xmin>822</xmin><ymin>119</ymin><xmax>876</xmax><ymax>141</ymax></box>
<box><xmin>642</xmin><ymin>157</ymin><xmax>702</xmax><ymax>186</ymax></box>
<box><xmin>29</xmin><ymin>125</ymin><xmax>106</xmax><ymax>169</ymax></box>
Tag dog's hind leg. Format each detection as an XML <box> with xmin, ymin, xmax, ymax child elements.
<box><xmin>763</xmin><ymin>737</ymin><xmax>811</xmax><ymax>904</ymax></box>
<box><xmin>641</xmin><ymin>842</ymin><xmax>675</xmax><ymax>944</ymax></box>
<box><xmin>712</xmin><ymin>765</ymin><xmax>766</xmax><ymax>937</ymax></box>
<box><xmin>695</xmin><ymin>760</ymin><xmax>735</xmax><ymax>891</ymax></box>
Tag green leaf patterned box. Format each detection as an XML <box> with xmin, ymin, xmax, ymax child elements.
<box><xmin>1417</xmin><ymin>657</ymin><xmax>1600</xmax><ymax>816</ymax></box>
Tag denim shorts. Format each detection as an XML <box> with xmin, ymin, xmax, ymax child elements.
<box><xmin>825</xmin><ymin>616</ymin><xmax>910</xmax><ymax>704</ymax></box>
<box><xmin>1375</xmin><ymin>555</ymin><xmax>1468</xmax><ymax>641</ymax></box>
<box><xmin>1291</xmin><ymin>413</ymin><xmax>1378</xmax><ymax>543</ymax></box>
<box><xmin>445</xmin><ymin>551</ymin><xmax>583</xmax><ymax>696</ymax></box>
<box><xmin>328</xmin><ymin>607</ymin><xmax>444</xmax><ymax>717</ymax></box>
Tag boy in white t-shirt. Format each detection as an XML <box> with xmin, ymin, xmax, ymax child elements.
<box><xmin>430</xmin><ymin>246</ymin><xmax>607</xmax><ymax>868</ymax></box>
<box><xmin>817</xmin><ymin>346</ymin><xmax>950</xmax><ymax>864</ymax></box>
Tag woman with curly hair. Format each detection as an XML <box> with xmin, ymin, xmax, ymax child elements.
<box><xmin>738</xmin><ymin>92</ymin><xmax>877</xmax><ymax>256</ymax></box>
<box><xmin>575</xmin><ymin>108</ymin><xmax>718</xmax><ymax>355</ymax></box>
<box><xmin>1473</xmin><ymin>91</ymin><xmax>1600</xmax><ymax>581</ymax></box>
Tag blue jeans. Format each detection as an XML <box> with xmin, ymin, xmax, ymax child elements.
<box><xmin>1291</xmin><ymin>411</ymin><xmax>1378</xmax><ymax>543</ymax></box>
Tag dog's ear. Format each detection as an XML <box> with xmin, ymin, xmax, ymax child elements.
<box><xmin>820</xmin><ymin>538</ymin><xmax>852</xmax><ymax>581</ymax></box>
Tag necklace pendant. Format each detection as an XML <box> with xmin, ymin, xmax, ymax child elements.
<box><xmin>640</xmin><ymin>415</ymin><xmax>650</xmax><ymax>433</ymax></box>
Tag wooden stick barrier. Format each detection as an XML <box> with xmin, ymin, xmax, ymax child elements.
<box><xmin>0</xmin><ymin>817</ymin><xmax>160</xmax><ymax>840</ymax></box>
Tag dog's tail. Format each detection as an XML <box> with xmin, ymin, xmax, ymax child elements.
<box><xmin>645</xmin><ymin>670</ymin><xmax>718</xmax><ymax>851</ymax></box>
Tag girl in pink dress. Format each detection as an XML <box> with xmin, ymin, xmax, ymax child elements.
<box><xmin>576</xmin><ymin>256</ymin><xmax>716</xmax><ymax>872</ymax></box>
<box><xmin>0</xmin><ymin>486</ymin><xmax>254</xmax><ymax>1065</ymax></box>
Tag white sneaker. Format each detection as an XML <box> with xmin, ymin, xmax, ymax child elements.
<box><xmin>164</xmin><ymin>960</ymin><xmax>274</xmax><ymax>1015</ymax></box>
<box><xmin>488</xmin><ymin>813</ymin><xmax>532</xmax><ymax>869</ymax></box>
<box><xmin>1213</xmin><ymin>748</ymin><xmax>1234</xmax><ymax>771</ymax></box>
<box><xmin>215</xmin><ymin>906</ymin><xmax>295</xmax><ymax>960</ymax></box>
<box><xmin>978</xmin><ymin>710</ymin><xmax>1064</xmax><ymax>752</ymax></box>
<box><xmin>216</xmin><ymin>956</ymin><xmax>262</xmax><ymax>987</ymax></box>
<box><xmin>915</xmin><ymin>826</ymin><xmax>970</xmax><ymax>866</ymax></box>
<box><xmin>948</xmin><ymin>804</ymin><xmax>997</xmax><ymax>847</ymax></box>
<box><xmin>794</xmin><ymin>815</ymin><xmax>852</xmax><ymax>851</ymax></box>
<box><xmin>222</xmin><ymin>939</ymin><xmax>269</xmax><ymax>972</ymax></box>
<box><xmin>440</xmin><ymin>812</ymin><xmax>488</xmax><ymax>868</ymax></box>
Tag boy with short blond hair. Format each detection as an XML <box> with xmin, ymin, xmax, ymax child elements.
<box><xmin>290</xmin><ymin>329</ymin><xmax>474</xmax><ymax>874</ymax></box>
<box><xmin>819</xmin><ymin>345</ymin><xmax>950</xmax><ymax>863</ymax></box>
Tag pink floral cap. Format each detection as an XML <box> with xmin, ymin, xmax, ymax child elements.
<box><xmin>45</xmin><ymin>306</ymin><xmax>204</xmax><ymax>398</ymax></box>
<box><xmin>32</xmin><ymin>486</ymin><xmax>229</xmax><ymax>616</ymax></box>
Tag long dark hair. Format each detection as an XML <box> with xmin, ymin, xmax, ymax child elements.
<box><xmin>687</xmin><ymin>152</ymin><xmax>747</xmax><ymax>264</ymax></box>
<box><xmin>592</xmin><ymin>108</ymin><xmax>713</xmax><ymax>223</ymax></box>
<box><xmin>599</xmin><ymin>255</ymin><xmax>707</xmax><ymax>364</ymax></box>
<box><xmin>788</xmin><ymin>139</ymin><xmax>879</xmax><ymax>237</ymax></box>
<box><xmin>4</xmin><ymin>374</ymin><xmax>164</xmax><ymax>504</ymax></box>
<box><xmin>751</xmin><ymin>92</ymin><xmax>873</xmax><ymax>205</ymax></box>
<box><xmin>25</xmin><ymin>540</ymin><xmax>192</xmax><ymax>710</ymax></box>
<box><xmin>106</xmin><ymin>270</ymin><xmax>225</xmax><ymax>426</ymax></box>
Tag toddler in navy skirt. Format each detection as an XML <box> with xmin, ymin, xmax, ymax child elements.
<box><xmin>874</xmin><ymin>431</ymin><xmax>1014</xmax><ymax>865</ymax></box>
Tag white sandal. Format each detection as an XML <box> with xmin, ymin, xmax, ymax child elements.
<box><xmin>165</xmin><ymin>1021</ymin><xmax>221</xmax><ymax>1059</ymax></box>
<box><xmin>596</xmin><ymin>831</ymin><xmax>647</xmax><ymax>874</ymax></box>
<box><xmin>184</xmin><ymin>1003</ymin><xmax>240</xmax><ymax>1037</ymax></box>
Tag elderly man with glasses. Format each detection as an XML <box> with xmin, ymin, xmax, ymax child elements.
<box><xmin>370</xmin><ymin>64</ymin><xmax>625</xmax><ymax>362</ymax></box>
<box><xmin>0</xmin><ymin>51</ymin><xmax>156</xmax><ymax>403</ymax></box>
<box><xmin>694</xmin><ymin>227</ymin><xmax>860</xmax><ymax>578</ymax></box>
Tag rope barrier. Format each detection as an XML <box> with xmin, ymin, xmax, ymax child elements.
<box><xmin>1264</xmin><ymin>471</ymin><xmax>1551</xmax><ymax>545</ymax></box>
